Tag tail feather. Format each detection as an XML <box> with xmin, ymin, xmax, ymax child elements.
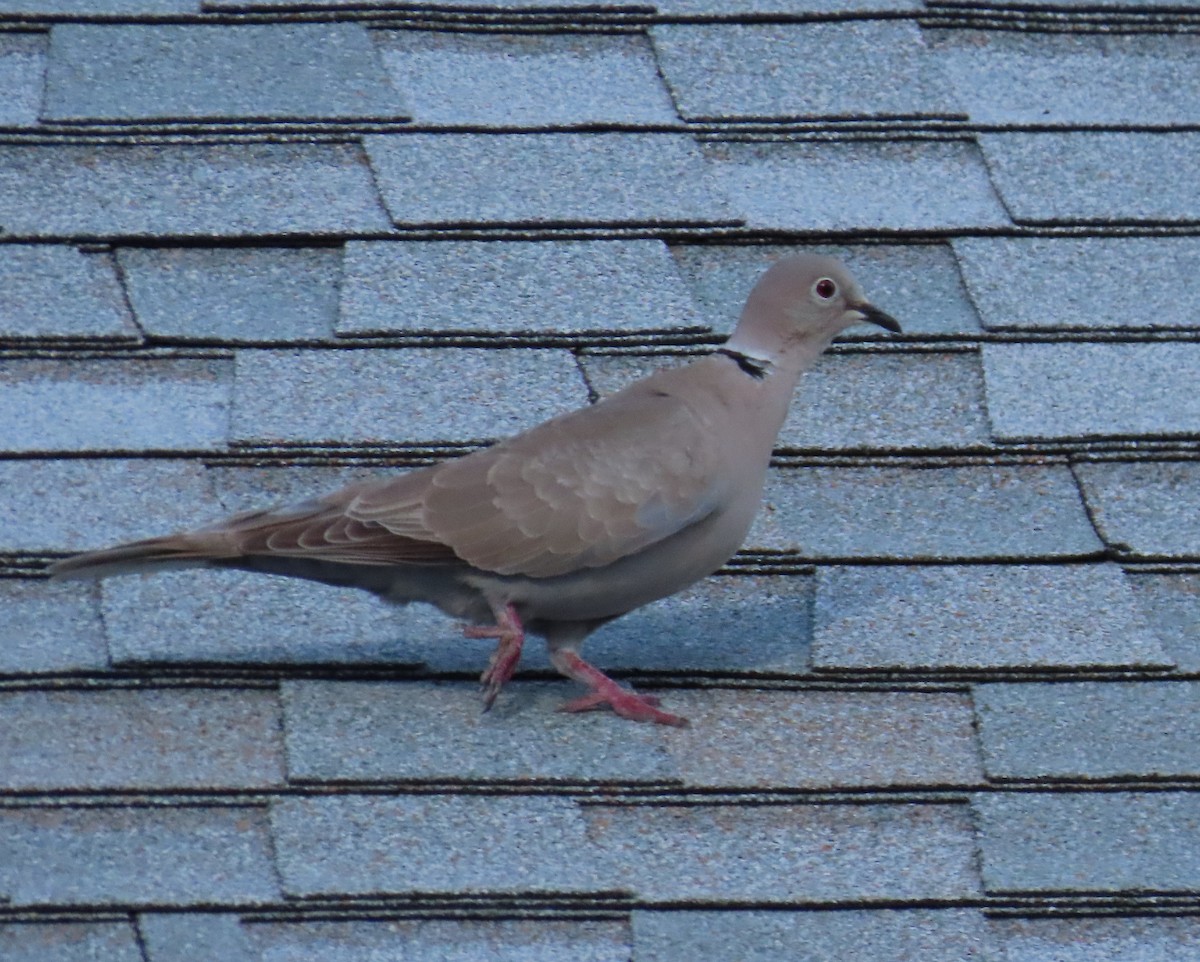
<box><xmin>47</xmin><ymin>532</ymin><xmax>237</xmax><ymax>581</ymax></box>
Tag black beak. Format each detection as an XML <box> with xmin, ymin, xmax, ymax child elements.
<box><xmin>853</xmin><ymin>302</ymin><xmax>902</xmax><ymax>334</ymax></box>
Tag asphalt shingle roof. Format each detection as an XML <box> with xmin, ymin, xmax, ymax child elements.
<box><xmin>5</xmin><ymin>3</ymin><xmax>1200</xmax><ymax>959</ymax></box>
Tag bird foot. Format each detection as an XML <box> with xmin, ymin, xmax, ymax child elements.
<box><xmin>551</xmin><ymin>649</ymin><xmax>688</xmax><ymax>727</ymax></box>
<box><xmin>463</xmin><ymin>603</ymin><xmax>524</xmax><ymax>711</ymax></box>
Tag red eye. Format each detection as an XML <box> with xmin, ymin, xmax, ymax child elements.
<box><xmin>813</xmin><ymin>278</ymin><xmax>837</xmax><ymax>300</ymax></box>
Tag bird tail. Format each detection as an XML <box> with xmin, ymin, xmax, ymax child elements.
<box><xmin>47</xmin><ymin>530</ymin><xmax>239</xmax><ymax>581</ymax></box>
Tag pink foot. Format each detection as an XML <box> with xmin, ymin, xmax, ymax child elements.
<box><xmin>551</xmin><ymin>650</ymin><xmax>688</xmax><ymax>728</ymax></box>
<box><xmin>463</xmin><ymin>603</ymin><xmax>524</xmax><ymax>711</ymax></box>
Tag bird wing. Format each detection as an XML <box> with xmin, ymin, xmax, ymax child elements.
<box><xmin>339</xmin><ymin>381</ymin><xmax>726</xmax><ymax>579</ymax></box>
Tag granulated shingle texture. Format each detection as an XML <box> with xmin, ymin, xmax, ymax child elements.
<box><xmin>338</xmin><ymin>239</ymin><xmax>703</xmax><ymax>337</ymax></box>
<box><xmin>0</xmin><ymin>143</ymin><xmax>392</xmax><ymax>238</ymax></box>
<box><xmin>1074</xmin><ymin>461</ymin><xmax>1200</xmax><ymax>559</ymax></box>
<box><xmin>983</xmin><ymin>342</ymin><xmax>1200</xmax><ymax>441</ymax></box>
<box><xmin>3</xmin><ymin>459</ymin><xmax>219</xmax><ymax>551</ymax></box>
<box><xmin>241</xmin><ymin>919</ymin><xmax>632</xmax><ymax>962</ymax></box>
<box><xmin>932</xmin><ymin>30</ymin><xmax>1200</xmax><ymax>126</ymax></box>
<box><xmin>976</xmin><ymin>792</ymin><xmax>1200</xmax><ymax>894</ymax></box>
<box><xmin>976</xmin><ymin>682</ymin><xmax>1200</xmax><ymax>779</ymax></box>
<box><xmin>750</xmin><ymin>465</ymin><xmax>1103</xmax><ymax>560</ymax></box>
<box><xmin>44</xmin><ymin>23</ymin><xmax>402</xmax><ymax>122</ymax></box>
<box><xmin>0</xmin><ymin>358</ymin><xmax>231</xmax><ymax>452</ymax></box>
<box><xmin>119</xmin><ymin>247</ymin><xmax>341</xmax><ymax>342</ymax></box>
<box><xmin>584</xmin><ymin>802</ymin><xmax>980</xmax><ymax>903</ymax></box>
<box><xmin>953</xmin><ymin>236</ymin><xmax>1200</xmax><ymax>331</ymax></box>
<box><xmin>366</xmin><ymin>133</ymin><xmax>737</xmax><ymax>228</ymax></box>
<box><xmin>272</xmin><ymin>795</ymin><xmax>611</xmax><ymax>897</ymax></box>
<box><xmin>376</xmin><ymin>30</ymin><xmax>676</xmax><ymax>126</ymax></box>
<box><xmin>706</xmin><ymin>139</ymin><xmax>1009</xmax><ymax>231</ymax></box>
<box><xmin>812</xmin><ymin>564</ymin><xmax>1169</xmax><ymax>671</ymax></box>
<box><xmin>0</xmin><ymin>805</ymin><xmax>280</xmax><ymax>906</ymax></box>
<box><xmin>0</xmin><ymin>245</ymin><xmax>135</xmax><ymax>340</ymax></box>
<box><xmin>634</xmin><ymin>909</ymin><xmax>993</xmax><ymax>962</ymax></box>
<box><xmin>0</xmin><ymin>923</ymin><xmax>144</xmax><ymax>962</ymax></box>
<box><xmin>652</xmin><ymin>21</ymin><xmax>959</xmax><ymax>121</ymax></box>
<box><xmin>0</xmin><ymin>33</ymin><xmax>45</xmax><ymax>128</ymax></box>
<box><xmin>231</xmin><ymin>348</ymin><xmax>584</xmax><ymax>444</ymax></box>
<box><xmin>980</xmin><ymin>132</ymin><xmax>1200</xmax><ymax>224</ymax></box>
<box><xmin>0</xmin><ymin>580</ymin><xmax>107</xmax><ymax>673</ymax></box>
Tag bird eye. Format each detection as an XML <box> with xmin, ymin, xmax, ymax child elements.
<box><xmin>812</xmin><ymin>278</ymin><xmax>838</xmax><ymax>300</ymax></box>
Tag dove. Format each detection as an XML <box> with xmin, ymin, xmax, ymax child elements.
<box><xmin>50</xmin><ymin>254</ymin><xmax>899</xmax><ymax>726</ymax></box>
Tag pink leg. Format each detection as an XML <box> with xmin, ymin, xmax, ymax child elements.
<box><xmin>463</xmin><ymin>603</ymin><xmax>524</xmax><ymax>711</ymax></box>
<box><xmin>550</xmin><ymin>649</ymin><xmax>688</xmax><ymax>728</ymax></box>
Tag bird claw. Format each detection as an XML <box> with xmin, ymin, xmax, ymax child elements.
<box><xmin>464</xmin><ymin>603</ymin><xmax>525</xmax><ymax>712</ymax></box>
<box><xmin>558</xmin><ymin>685</ymin><xmax>688</xmax><ymax>727</ymax></box>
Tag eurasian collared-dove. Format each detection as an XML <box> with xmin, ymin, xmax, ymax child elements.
<box><xmin>51</xmin><ymin>255</ymin><xmax>899</xmax><ymax>726</ymax></box>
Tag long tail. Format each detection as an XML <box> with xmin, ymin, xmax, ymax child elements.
<box><xmin>47</xmin><ymin>530</ymin><xmax>242</xmax><ymax>581</ymax></box>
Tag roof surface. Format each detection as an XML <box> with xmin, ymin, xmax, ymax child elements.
<box><xmin>3</xmin><ymin>2</ymin><xmax>1200</xmax><ymax>959</ymax></box>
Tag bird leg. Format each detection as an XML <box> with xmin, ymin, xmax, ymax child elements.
<box><xmin>549</xmin><ymin>648</ymin><xmax>688</xmax><ymax>728</ymax></box>
<box><xmin>463</xmin><ymin>602</ymin><xmax>524</xmax><ymax>711</ymax></box>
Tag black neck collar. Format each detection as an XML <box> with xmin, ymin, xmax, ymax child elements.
<box><xmin>716</xmin><ymin>348</ymin><xmax>769</xmax><ymax>380</ymax></box>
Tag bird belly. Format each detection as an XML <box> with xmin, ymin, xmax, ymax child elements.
<box><xmin>466</xmin><ymin>501</ymin><xmax>756</xmax><ymax>625</ymax></box>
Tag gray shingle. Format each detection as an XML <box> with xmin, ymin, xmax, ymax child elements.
<box><xmin>664</xmin><ymin>690</ymin><xmax>983</xmax><ymax>789</ymax></box>
<box><xmin>634</xmin><ymin>909</ymin><xmax>994</xmax><ymax>962</ymax></box>
<box><xmin>0</xmin><ymin>805</ymin><xmax>279</xmax><ymax>906</ymax></box>
<box><xmin>0</xmin><ymin>0</ymin><xmax>195</xmax><ymax>9</ymax></box>
<box><xmin>0</xmin><ymin>358</ymin><xmax>231</xmax><ymax>452</ymax></box>
<box><xmin>0</xmin><ymin>580</ymin><xmax>108</xmax><ymax>673</ymax></box>
<box><xmin>272</xmin><ymin>795</ymin><xmax>611</xmax><ymax>897</ymax></box>
<box><xmin>0</xmin><ymin>688</ymin><xmax>285</xmax><ymax>790</ymax></box>
<box><xmin>584</xmin><ymin>350</ymin><xmax>990</xmax><ymax>452</ymax></box>
<box><xmin>231</xmin><ymin>348</ymin><xmax>584</xmax><ymax>444</ymax></box>
<box><xmin>44</xmin><ymin>23</ymin><xmax>401</xmax><ymax>122</ymax></box>
<box><xmin>206</xmin><ymin>0</ymin><xmax>644</xmax><ymax>7</ymax></box>
<box><xmin>652</xmin><ymin>22</ymin><xmax>958</xmax><ymax>122</ymax></box>
<box><xmin>0</xmin><ymin>143</ymin><xmax>391</xmax><ymax>239</ymax></box>
<box><xmin>0</xmin><ymin>33</ymin><xmax>46</xmax><ymax>128</ymax></box>
<box><xmin>210</xmin><ymin>464</ymin><xmax>383</xmax><ymax>514</ymax></box>
<box><xmin>813</xmin><ymin>564</ymin><xmax>1171</xmax><ymax>671</ymax></box>
<box><xmin>976</xmin><ymin>682</ymin><xmax>1200</xmax><ymax>780</ymax></box>
<box><xmin>585</xmin><ymin>802</ymin><xmax>980</xmax><ymax>902</ymax></box>
<box><xmin>243</xmin><ymin>919</ymin><xmax>630</xmax><ymax>962</ymax></box>
<box><xmin>983</xmin><ymin>343</ymin><xmax>1200</xmax><ymax>441</ymax></box>
<box><xmin>979</xmin><ymin>132</ymin><xmax>1200</xmax><ymax>225</ymax></box>
<box><xmin>0</xmin><ymin>245</ymin><xmax>135</xmax><ymax>340</ymax></box>
<box><xmin>0</xmin><ymin>923</ymin><xmax>143</xmax><ymax>962</ymax></box>
<box><xmin>337</xmin><ymin>239</ymin><xmax>703</xmax><ymax>337</ymax></box>
<box><xmin>705</xmin><ymin>139</ymin><xmax>1009</xmax><ymax>232</ymax></box>
<box><xmin>750</xmin><ymin>465</ymin><xmax>1103</xmax><ymax>560</ymax></box>
<box><xmin>375</xmin><ymin>30</ymin><xmax>676</xmax><ymax>126</ymax></box>
<box><xmin>654</xmin><ymin>0</ymin><xmax>920</xmax><ymax>10</ymax></box>
<box><xmin>578</xmin><ymin>574</ymin><xmax>813</xmax><ymax>675</ymax></box>
<box><xmin>282</xmin><ymin>680</ymin><xmax>677</xmax><ymax>785</ymax></box>
<box><xmin>1</xmin><ymin>458</ymin><xmax>219</xmax><ymax>552</ymax></box>
<box><xmin>975</xmin><ymin>791</ymin><xmax>1200</xmax><ymax>894</ymax></box>
<box><xmin>119</xmin><ymin>247</ymin><xmax>340</xmax><ymax>342</ymax></box>
<box><xmin>365</xmin><ymin>133</ymin><xmax>737</xmax><ymax>228</ymax></box>
<box><xmin>1074</xmin><ymin>461</ymin><xmax>1200</xmax><ymax>559</ymax></box>
<box><xmin>953</xmin><ymin>236</ymin><xmax>1200</xmax><ymax>332</ymax></box>
<box><xmin>932</xmin><ymin>31</ymin><xmax>1200</xmax><ymax>126</ymax></box>
<box><xmin>990</xmin><ymin>916</ymin><xmax>1200</xmax><ymax>962</ymax></box>
<box><xmin>670</xmin><ymin>242</ymin><xmax>982</xmax><ymax>338</ymax></box>
<box><xmin>102</xmin><ymin>566</ymin><xmax>430</xmax><ymax>667</ymax></box>
<box><xmin>1129</xmin><ymin>572</ymin><xmax>1200</xmax><ymax>673</ymax></box>
<box><xmin>140</xmin><ymin>914</ymin><xmax>253</xmax><ymax>962</ymax></box>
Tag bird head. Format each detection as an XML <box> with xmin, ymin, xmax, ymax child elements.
<box><xmin>726</xmin><ymin>254</ymin><xmax>901</xmax><ymax>368</ymax></box>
